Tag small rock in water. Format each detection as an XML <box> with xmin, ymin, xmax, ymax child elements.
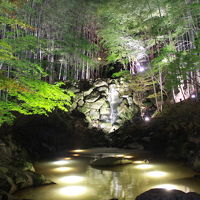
<box><xmin>91</xmin><ymin>157</ymin><xmax>132</xmax><ymax>167</ymax></box>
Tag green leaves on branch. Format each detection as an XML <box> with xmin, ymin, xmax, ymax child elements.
<box><xmin>112</xmin><ymin>70</ymin><xmax>131</xmax><ymax>79</ymax></box>
<box><xmin>3</xmin><ymin>36</ymin><xmax>38</xmax><ymax>54</ymax></box>
<box><xmin>165</xmin><ymin>50</ymin><xmax>200</xmax><ymax>90</ymax></box>
<box><xmin>0</xmin><ymin>0</ymin><xmax>75</xmax><ymax>126</ymax></box>
<box><xmin>0</xmin><ymin>101</ymin><xmax>17</xmax><ymax>125</ymax></box>
<box><xmin>0</xmin><ymin>76</ymin><xmax>75</xmax><ymax>126</ymax></box>
<box><xmin>129</xmin><ymin>75</ymin><xmax>156</xmax><ymax>93</ymax></box>
<box><xmin>10</xmin><ymin>78</ymin><xmax>75</xmax><ymax>114</ymax></box>
<box><xmin>113</xmin><ymin>70</ymin><xmax>157</xmax><ymax>97</ymax></box>
<box><xmin>0</xmin><ymin>16</ymin><xmax>34</xmax><ymax>30</ymax></box>
<box><xmin>0</xmin><ymin>40</ymin><xmax>15</xmax><ymax>61</ymax></box>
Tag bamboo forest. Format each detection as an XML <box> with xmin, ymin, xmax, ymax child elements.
<box><xmin>0</xmin><ymin>0</ymin><xmax>200</xmax><ymax>200</ymax></box>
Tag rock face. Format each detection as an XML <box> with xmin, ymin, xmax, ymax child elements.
<box><xmin>69</xmin><ymin>78</ymin><xmax>140</xmax><ymax>132</ymax></box>
<box><xmin>136</xmin><ymin>188</ymin><xmax>200</xmax><ymax>200</ymax></box>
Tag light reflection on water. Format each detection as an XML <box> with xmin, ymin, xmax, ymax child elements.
<box><xmin>14</xmin><ymin>148</ymin><xmax>200</xmax><ymax>200</ymax></box>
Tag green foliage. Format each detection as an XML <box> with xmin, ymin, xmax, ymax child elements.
<box><xmin>112</xmin><ymin>70</ymin><xmax>130</xmax><ymax>78</ymax></box>
<box><xmin>0</xmin><ymin>40</ymin><xmax>15</xmax><ymax>60</ymax></box>
<box><xmin>9</xmin><ymin>78</ymin><xmax>74</xmax><ymax>115</ymax></box>
<box><xmin>165</xmin><ymin>50</ymin><xmax>200</xmax><ymax>90</ymax></box>
<box><xmin>0</xmin><ymin>75</ymin><xmax>75</xmax><ymax>126</ymax></box>
<box><xmin>150</xmin><ymin>44</ymin><xmax>177</xmax><ymax>73</ymax></box>
<box><xmin>3</xmin><ymin>36</ymin><xmax>38</xmax><ymax>54</ymax></box>
<box><xmin>113</xmin><ymin>70</ymin><xmax>157</xmax><ymax>99</ymax></box>
<box><xmin>129</xmin><ymin>75</ymin><xmax>155</xmax><ymax>93</ymax></box>
<box><xmin>0</xmin><ymin>101</ymin><xmax>17</xmax><ymax>125</ymax></box>
<box><xmin>97</xmin><ymin>0</ymin><xmax>199</xmax><ymax>70</ymax></box>
<box><xmin>0</xmin><ymin>0</ymin><xmax>75</xmax><ymax>126</ymax></box>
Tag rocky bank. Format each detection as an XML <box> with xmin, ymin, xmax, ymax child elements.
<box><xmin>0</xmin><ymin>129</ymin><xmax>52</xmax><ymax>200</ymax></box>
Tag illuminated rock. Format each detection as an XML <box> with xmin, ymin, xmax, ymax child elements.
<box><xmin>85</xmin><ymin>92</ymin><xmax>100</xmax><ymax>103</ymax></box>
<box><xmin>90</xmin><ymin>109</ymin><xmax>100</xmax><ymax>120</ymax></box>
<box><xmin>83</xmin><ymin>87</ymin><xmax>94</xmax><ymax>96</ymax></box>
<box><xmin>78</xmin><ymin>99</ymin><xmax>84</xmax><ymax>107</ymax></box>
<box><xmin>95</xmin><ymin>80</ymin><xmax>108</xmax><ymax>87</ymax></box>
<box><xmin>90</xmin><ymin>99</ymin><xmax>105</xmax><ymax>110</ymax></box>
<box><xmin>100</xmin><ymin>122</ymin><xmax>113</xmax><ymax>131</ymax></box>
<box><xmin>100</xmin><ymin>102</ymin><xmax>110</xmax><ymax>115</ymax></box>
<box><xmin>97</xmin><ymin>86</ymin><xmax>109</xmax><ymax>93</ymax></box>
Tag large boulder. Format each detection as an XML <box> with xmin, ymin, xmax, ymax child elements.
<box><xmin>135</xmin><ymin>188</ymin><xmax>200</xmax><ymax>200</ymax></box>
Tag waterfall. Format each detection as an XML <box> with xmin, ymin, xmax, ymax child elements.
<box><xmin>108</xmin><ymin>84</ymin><xmax>120</xmax><ymax>125</ymax></box>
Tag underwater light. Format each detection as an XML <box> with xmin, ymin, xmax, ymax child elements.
<box><xmin>135</xmin><ymin>164</ymin><xmax>153</xmax><ymax>169</ymax></box>
<box><xmin>191</xmin><ymin>94</ymin><xmax>196</xmax><ymax>99</ymax></box>
<box><xmin>53</xmin><ymin>160</ymin><xmax>70</xmax><ymax>165</ymax></box>
<box><xmin>146</xmin><ymin>171</ymin><xmax>168</xmax><ymax>178</ymax></box>
<box><xmin>124</xmin><ymin>155</ymin><xmax>134</xmax><ymax>159</ymax></box>
<box><xmin>59</xmin><ymin>186</ymin><xmax>88</xmax><ymax>196</ymax></box>
<box><xmin>154</xmin><ymin>184</ymin><xmax>179</xmax><ymax>190</ymax></box>
<box><xmin>133</xmin><ymin>160</ymin><xmax>146</xmax><ymax>164</ymax></box>
<box><xmin>115</xmin><ymin>154</ymin><xmax>124</xmax><ymax>158</ymax></box>
<box><xmin>71</xmin><ymin>149</ymin><xmax>86</xmax><ymax>153</ymax></box>
<box><xmin>144</xmin><ymin>116</ymin><xmax>150</xmax><ymax>122</ymax></box>
<box><xmin>59</xmin><ymin>175</ymin><xmax>85</xmax><ymax>184</ymax></box>
<box><xmin>53</xmin><ymin>167</ymin><xmax>73</xmax><ymax>172</ymax></box>
<box><xmin>64</xmin><ymin>157</ymin><xmax>72</xmax><ymax>160</ymax></box>
<box><xmin>72</xmin><ymin>154</ymin><xmax>80</xmax><ymax>157</ymax></box>
<box><xmin>98</xmin><ymin>57</ymin><xmax>102</xmax><ymax>61</ymax></box>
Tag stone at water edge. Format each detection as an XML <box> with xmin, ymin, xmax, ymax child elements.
<box><xmin>135</xmin><ymin>188</ymin><xmax>200</xmax><ymax>200</ymax></box>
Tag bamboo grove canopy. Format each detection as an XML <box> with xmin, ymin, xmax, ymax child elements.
<box><xmin>0</xmin><ymin>0</ymin><xmax>199</xmax><ymax>125</ymax></box>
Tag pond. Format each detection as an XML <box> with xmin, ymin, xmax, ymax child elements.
<box><xmin>14</xmin><ymin>148</ymin><xmax>200</xmax><ymax>200</ymax></box>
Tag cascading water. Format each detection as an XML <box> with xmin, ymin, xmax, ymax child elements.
<box><xmin>108</xmin><ymin>84</ymin><xmax>120</xmax><ymax>125</ymax></box>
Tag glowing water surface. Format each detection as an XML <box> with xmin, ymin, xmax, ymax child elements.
<box><xmin>14</xmin><ymin>148</ymin><xmax>200</xmax><ymax>200</ymax></box>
